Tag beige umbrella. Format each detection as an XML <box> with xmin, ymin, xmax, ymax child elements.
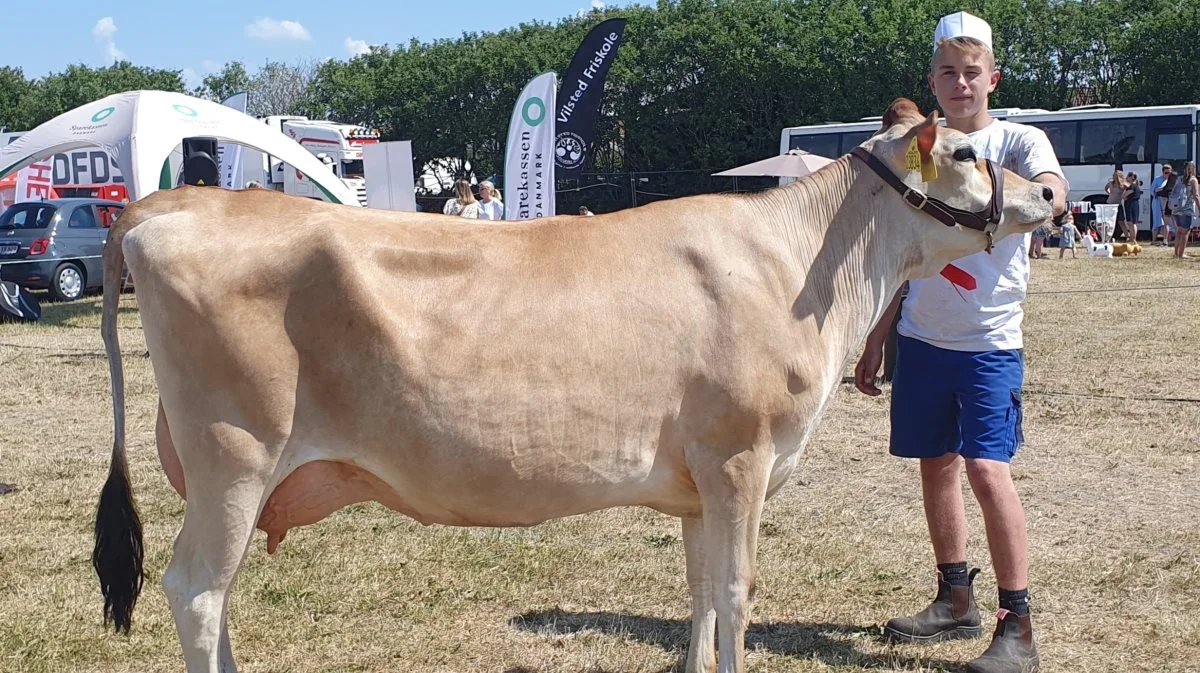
<box><xmin>712</xmin><ymin>149</ymin><xmax>836</xmax><ymax>178</ymax></box>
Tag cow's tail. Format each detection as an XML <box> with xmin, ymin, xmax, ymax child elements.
<box><xmin>92</xmin><ymin>210</ymin><xmax>144</xmax><ymax>634</ymax></box>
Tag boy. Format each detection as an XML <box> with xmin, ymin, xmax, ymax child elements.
<box><xmin>1058</xmin><ymin>212</ymin><xmax>1078</xmax><ymax>259</ymax></box>
<box><xmin>853</xmin><ymin>11</ymin><xmax>1067</xmax><ymax>673</ymax></box>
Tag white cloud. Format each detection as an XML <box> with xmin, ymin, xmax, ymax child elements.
<box><xmin>201</xmin><ymin>60</ymin><xmax>221</xmax><ymax>72</ymax></box>
<box><xmin>181</xmin><ymin>68</ymin><xmax>201</xmax><ymax>88</ymax></box>
<box><xmin>344</xmin><ymin>37</ymin><xmax>370</xmax><ymax>57</ymax></box>
<box><xmin>577</xmin><ymin>0</ymin><xmax>604</xmax><ymax>17</ymax></box>
<box><xmin>93</xmin><ymin>17</ymin><xmax>125</xmax><ymax>62</ymax></box>
<box><xmin>92</xmin><ymin>17</ymin><xmax>117</xmax><ymax>40</ymax></box>
<box><xmin>245</xmin><ymin>17</ymin><xmax>311</xmax><ymax>41</ymax></box>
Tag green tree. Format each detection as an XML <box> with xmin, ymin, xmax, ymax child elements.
<box><xmin>192</xmin><ymin>61</ymin><xmax>252</xmax><ymax>103</ymax></box>
<box><xmin>16</xmin><ymin>62</ymin><xmax>184</xmax><ymax>129</ymax></box>
<box><xmin>0</xmin><ymin>67</ymin><xmax>33</xmax><ymax>130</ymax></box>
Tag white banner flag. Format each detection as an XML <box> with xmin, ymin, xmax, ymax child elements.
<box><xmin>218</xmin><ymin>92</ymin><xmax>248</xmax><ymax>189</ymax></box>
<box><xmin>504</xmin><ymin>72</ymin><xmax>557</xmax><ymax>220</ymax></box>
<box><xmin>14</xmin><ymin>158</ymin><xmax>54</xmax><ymax>203</ymax></box>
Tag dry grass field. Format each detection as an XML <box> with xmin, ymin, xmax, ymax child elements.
<box><xmin>1</xmin><ymin>244</ymin><xmax>1197</xmax><ymax>673</ymax></box>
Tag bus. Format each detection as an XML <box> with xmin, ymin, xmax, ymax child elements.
<box><xmin>780</xmin><ymin>103</ymin><xmax>1200</xmax><ymax>234</ymax></box>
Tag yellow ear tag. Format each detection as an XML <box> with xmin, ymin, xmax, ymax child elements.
<box><xmin>906</xmin><ymin>137</ymin><xmax>939</xmax><ymax>182</ymax></box>
<box><xmin>921</xmin><ymin>156</ymin><xmax>938</xmax><ymax>182</ymax></box>
<box><xmin>905</xmin><ymin>137</ymin><xmax>922</xmax><ymax>172</ymax></box>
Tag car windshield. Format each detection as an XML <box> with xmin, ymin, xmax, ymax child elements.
<box><xmin>342</xmin><ymin>159</ymin><xmax>364</xmax><ymax>178</ymax></box>
<box><xmin>0</xmin><ymin>203</ymin><xmax>58</xmax><ymax>230</ymax></box>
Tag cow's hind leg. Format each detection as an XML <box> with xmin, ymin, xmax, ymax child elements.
<box><xmin>688</xmin><ymin>437</ymin><xmax>773</xmax><ymax>673</ymax></box>
<box><xmin>161</xmin><ymin>430</ymin><xmax>273</xmax><ymax>673</ymax></box>
<box><xmin>682</xmin><ymin>516</ymin><xmax>716</xmax><ymax>673</ymax></box>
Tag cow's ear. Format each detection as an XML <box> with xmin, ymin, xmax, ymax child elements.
<box><xmin>916</xmin><ymin>110</ymin><xmax>939</xmax><ymax>161</ymax></box>
<box><xmin>904</xmin><ymin>111</ymin><xmax>941</xmax><ymax>182</ymax></box>
<box><xmin>882</xmin><ymin>98</ymin><xmax>922</xmax><ymax>130</ymax></box>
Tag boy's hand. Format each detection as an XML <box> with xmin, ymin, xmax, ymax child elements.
<box><xmin>854</xmin><ymin>340</ymin><xmax>885</xmax><ymax>396</ymax></box>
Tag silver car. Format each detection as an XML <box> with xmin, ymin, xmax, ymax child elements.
<box><xmin>0</xmin><ymin>198</ymin><xmax>124</xmax><ymax>302</ymax></box>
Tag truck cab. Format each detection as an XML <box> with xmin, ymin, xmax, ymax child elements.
<box><xmin>258</xmin><ymin>116</ymin><xmax>378</xmax><ymax>206</ymax></box>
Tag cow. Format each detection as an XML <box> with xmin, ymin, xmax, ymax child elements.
<box><xmin>92</xmin><ymin>98</ymin><xmax>1054</xmax><ymax>673</ymax></box>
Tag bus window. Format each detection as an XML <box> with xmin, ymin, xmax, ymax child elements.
<box><xmin>840</xmin><ymin>131</ymin><xmax>877</xmax><ymax>154</ymax></box>
<box><xmin>1153</xmin><ymin>132</ymin><xmax>1189</xmax><ymax>168</ymax></box>
<box><xmin>1080</xmin><ymin>119</ymin><xmax>1146</xmax><ymax>165</ymax></box>
<box><xmin>1027</xmin><ymin>121</ymin><xmax>1079</xmax><ymax>165</ymax></box>
<box><xmin>788</xmin><ymin>134</ymin><xmax>840</xmax><ymax>160</ymax></box>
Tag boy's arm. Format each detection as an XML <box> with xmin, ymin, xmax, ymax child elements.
<box><xmin>853</xmin><ymin>290</ymin><xmax>903</xmax><ymax>396</ymax></box>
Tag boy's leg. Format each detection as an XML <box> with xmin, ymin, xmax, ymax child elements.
<box><xmin>957</xmin><ymin>349</ymin><xmax>1039</xmax><ymax>673</ymax></box>
<box><xmin>884</xmin><ymin>336</ymin><xmax>983</xmax><ymax>644</ymax></box>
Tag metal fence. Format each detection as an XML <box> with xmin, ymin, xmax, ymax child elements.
<box><xmin>415</xmin><ymin>169</ymin><xmax>779</xmax><ymax>216</ymax></box>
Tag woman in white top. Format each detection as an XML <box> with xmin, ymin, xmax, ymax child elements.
<box><xmin>476</xmin><ymin>180</ymin><xmax>504</xmax><ymax>220</ymax></box>
<box><xmin>442</xmin><ymin>179</ymin><xmax>480</xmax><ymax>219</ymax></box>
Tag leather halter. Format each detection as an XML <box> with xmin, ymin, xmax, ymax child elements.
<box><xmin>849</xmin><ymin>146</ymin><xmax>1005</xmax><ymax>253</ymax></box>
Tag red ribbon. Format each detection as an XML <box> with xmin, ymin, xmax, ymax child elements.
<box><xmin>940</xmin><ymin>263</ymin><xmax>977</xmax><ymax>291</ymax></box>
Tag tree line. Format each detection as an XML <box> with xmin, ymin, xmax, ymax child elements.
<box><xmin>1</xmin><ymin>0</ymin><xmax>1196</xmax><ymax>210</ymax></box>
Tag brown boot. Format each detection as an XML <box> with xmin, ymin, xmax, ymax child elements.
<box><xmin>884</xmin><ymin>568</ymin><xmax>982</xmax><ymax>643</ymax></box>
<box><xmin>966</xmin><ymin>609</ymin><xmax>1040</xmax><ymax>673</ymax></box>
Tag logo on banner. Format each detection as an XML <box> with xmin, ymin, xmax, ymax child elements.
<box><xmin>522</xmin><ymin>97</ymin><xmax>547</xmax><ymax>126</ymax></box>
<box><xmin>555</xmin><ymin>132</ymin><xmax>585</xmax><ymax>170</ymax></box>
<box><xmin>173</xmin><ymin>104</ymin><xmax>198</xmax><ymax>117</ymax></box>
<box><xmin>91</xmin><ymin>107</ymin><xmax>115</xmax><ymax>123</ymax></box>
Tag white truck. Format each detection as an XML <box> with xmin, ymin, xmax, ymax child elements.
<box><xmin>256</xmin><ymin>116</ymin><xmax>380</xmax><ymax>206</ymax></box>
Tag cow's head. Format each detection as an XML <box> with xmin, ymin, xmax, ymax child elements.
<box><xmin>861</xmin><ymin>98</ymin><xmax>1054</xmax><ymax>274</ymax></box>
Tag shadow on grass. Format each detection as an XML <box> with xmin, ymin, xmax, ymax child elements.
<box><xmin>20</xmin><ymin>290</ymin><xmax>139</xmax><ymax>330</ymax></box>
<box><xmin>508</xmin><ymin>609</ymin><xmax>968</xmax><ymax>672</ymax></box>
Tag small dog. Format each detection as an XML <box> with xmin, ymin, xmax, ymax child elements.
<box><xmin>1112</xmin><ymin>242</ymin><xmax>1142</xmax><ymax>257</ymax></box>
<box><xmin>1082</xmin><ymin>232</ymin><xmax>1113</xmax><ymax>258</ymax></box>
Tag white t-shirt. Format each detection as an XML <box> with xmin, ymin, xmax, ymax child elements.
<box><xmin>478</xmin><ymin>199</ymin><xmax>504</xmax><ymax>220</ymax></box>
<box><xmin>897</xmin><ymin>119</ymin><xmax>1067</xmax><ymax>352</ymax></box>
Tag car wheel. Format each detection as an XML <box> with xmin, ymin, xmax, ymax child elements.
<box><xmin>51</xmin><ymin>263</ymin><xmax>85</xmax><ymax>302</ymax></box>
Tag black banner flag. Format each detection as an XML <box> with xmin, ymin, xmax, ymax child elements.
<box><xmin>554</xmin><ymin>17</ymin><xmax>627</xmax><ymax>178</ymax></box>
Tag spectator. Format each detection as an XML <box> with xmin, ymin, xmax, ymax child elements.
<box><xmin>1151</xmin><ymin>164</ymin><xmax>1171</xmax><ymax>245</ymax></box>
<box><xmin>442</xmin><ymin>179</ymin><xmax>480</xmax><ymax>219</ymax></box>
<box><xmin>1105</xmin><ymin>169</ymin><xmax>1128</xmax><ymax>239</ymax></box>
<box><xmin>1159</xmin><ymin>165</ymin><xmax>1180</xmax><ymax>245</ymax></box>
<box><xmin>1030</xmin><ymin>222</ymin><xmax>1048</xmax><ymax>259</ymax></box>
<box><xmin>477</xmin><ymin>180</ymin><xmax>504</xmax><ymax>220</ymax></box>
<box><xmin>1058</xmin><ymin>211</ymin><xmax>1078</xmax><ymax>258</ymax></box>
<box><xmin>1171</xmin><ymin>161</ymin><xmax>1198</xmax><ymax>259</ymax></box>
<box><xmin>579</xmin><ymin>206</ymin><xmax>595</xmax><ymax>217</ymax></box>
<box><xmin>1123</xmin><ymin>172</ymin><xmax>1142</xmax><ymax>242</ymax></box>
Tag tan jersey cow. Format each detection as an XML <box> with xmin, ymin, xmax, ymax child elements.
<box><xmin>92</xmin><ymin>99</ymin><xmax>1054</xmax><ymax>673</ymax></box>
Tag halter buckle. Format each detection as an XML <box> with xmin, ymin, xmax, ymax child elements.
<box><xmin>903</xmin><ymin>188</ymin><xmax>929</xmax><ymax>210</ymax></box>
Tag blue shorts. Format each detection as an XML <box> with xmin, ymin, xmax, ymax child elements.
<box><xmin>890</xmin><ymin>335</ymin><xmax>1025</xmax><ymax>463</ymax></box>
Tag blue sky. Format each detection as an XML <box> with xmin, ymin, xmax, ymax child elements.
<box><xmin>7</xmin><ymin>0</ymin><xmax>641</xmax><ymax>87</ymax></box>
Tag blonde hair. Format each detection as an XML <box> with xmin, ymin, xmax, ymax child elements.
<box><xmin>454</xmin><ymin>179</ymin><xmax>476</xmax><ymax>205</ymax></box>
<box><xmin>931</xmin><ymin>36</ymin><xmax>995</xmax><ymax>73</ymax></box>
<box><xmin>479</xmin><ymin>180</ymin><xmax>501</xmax><ymax>200</ymax></box>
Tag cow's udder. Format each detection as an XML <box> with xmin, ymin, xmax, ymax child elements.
<box><xmin>257</xmin><ymin>460</ymin><xmax>392</xmax><ymax>554</ymax></box>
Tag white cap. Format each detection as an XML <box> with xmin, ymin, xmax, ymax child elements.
<box><xmin>933</xmin><ymin>11</ymin><xmax>993</xmax><ymax>53</ymax></box>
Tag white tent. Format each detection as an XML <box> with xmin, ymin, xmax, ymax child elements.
<box><xmin>712</xmin><ymin>149</ymin><xmax>835</xmax><ymax>178</ymax></box>
<box><xmin>0</xmin><ymin>90</ymin><xmax>360</xmax><ymax>206</ymax></box>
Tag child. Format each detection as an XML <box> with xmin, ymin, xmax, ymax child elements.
<box><xmin>1059</xmin><ymin>212</ymin><xmax>1078</xmax><ymax>258</ymax></box>
<box><xmin>854</xmin><ymin>11</ymin><xmax>1067</xmax><ymax>673</ymax></box>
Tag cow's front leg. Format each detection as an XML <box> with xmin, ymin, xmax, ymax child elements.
<box><xmin>682</xmin><ymin>516</ymin><xmax>716</xmax><ymax>673</ymax></box>
<box><xmin>688</xmin><ymin>435</ymin><xmax>772</xmax><ymax>673</ymax></box>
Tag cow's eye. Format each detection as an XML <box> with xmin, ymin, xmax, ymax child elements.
<box><xmin>953</xmin><ymin>147</ymin><xmax>977</xmax><ymax>162</ymax></box>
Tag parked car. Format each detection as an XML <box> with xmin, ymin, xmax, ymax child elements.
<box><xmin>0</xmin><ymin>198</ymin><xmax>124</xmax><ymax>302</ymax></box>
